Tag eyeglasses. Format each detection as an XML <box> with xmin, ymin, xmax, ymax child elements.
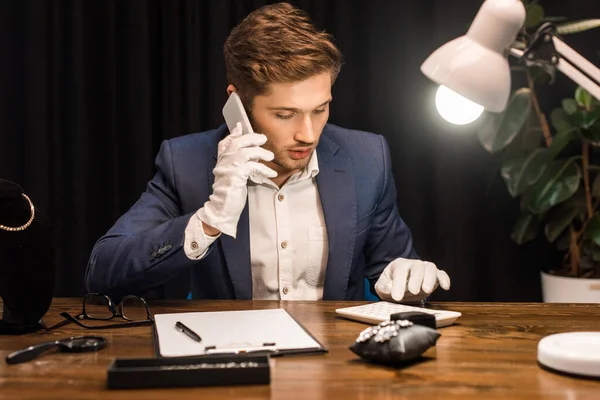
<box><xmin>45</xmin><ymin>293</ymin><xmax>154</xmax><ymax>330</ymax></box>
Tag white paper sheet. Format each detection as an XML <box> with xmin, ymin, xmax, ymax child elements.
<box><xmin>154</xmin><ymin>308</ymin><xmax>323</xmax><ymax>357</ymax></box>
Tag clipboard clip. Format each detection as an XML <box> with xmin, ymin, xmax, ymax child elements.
<box><xmin>203</xmin><ymin>342</ymin><xmax>278</xmax><ymax>355</ymax></box>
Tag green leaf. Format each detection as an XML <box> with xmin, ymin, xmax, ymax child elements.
<box><xmin>503</xmin><ymin>110</ymin><xmax>544</xmax><ymax>158</ymax></box>
<box><xmin>525</xmin><ymin>4</ymin><xmax>544</xmax><ymax>28</ymax></box>
<box><xmin>478</xmin><ymin>88</ymin><xmax>532</xmax><ymax>153</ymax></box>
<box><xmin>521</xmin><ymin>158</ymin><xmax>581</xmax><ymax>214</ymax></box>
<box><xmin>570</xmin><ymin>108</ymin><xmax>600</xmax><ymax>130</ymax></box>
<box><xmin>547</xmin><ymin>128</ymin><xmax>577</xmax><ymax>159</ymax></box>
<box><xmin>579</xmin><ymin>126</ymin><xmax>600</xmax><ymax>146</ymax></box>
<box><xmin>565</xmin><ymin>188</ymin><xmax>590</xmax><ymax>217</ymax></box>
<box><xmin>562</xmin><ymin>98</ymin><xmax>579</xmax><ymax>115</ymax></box>
<box><xmin>575</xmin><ymin>87</ymin><xmax>600</xmax><ymax>110</ymax></box>
<box><xmin>511</xmin><ymin>211</ymin><xmax>540</xmax><ymax>245</ymax></box>
<box><xmin>544</xmin><ymin>203</ymin><xmax>579</xmax><ymax>242</ymax></box>
<box><xmin>556</xmin><ymin>19</ymin><xmax>600</xmax><ymax>35</ymax></box>
<box><xmin>584</xmin><ymin>213</ymin><xmax>600</xmax><ymax>246</ymax></box>
<box><xmin>501</xmin><ymin>148</ymin><xmax>550</xmax><ymax>197</ymax></box>
<box><xmin>550</xmin><ymin>108</ymin><xmax>575</xmax><ymax>133</ymax></box>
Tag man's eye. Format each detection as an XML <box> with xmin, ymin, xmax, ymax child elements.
<box><xmin>313</xmin><ymin>108</ymin><xmax>326</xmax><ymax>114</ymax></box>
<box><xmin>276</xmin><ymin>114</ymin><xmax>294</xmax><ymax>120</ymax></box>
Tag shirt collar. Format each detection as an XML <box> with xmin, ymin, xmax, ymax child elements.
<box><xmin>298</xmin><ymin>150</ymin><xmax>320</xmax><ymax>180</ymax></box>
<box><xmin>249</xmin><ymin>149</ymin><xmax>320</xmax><ymax>186</ymax></box>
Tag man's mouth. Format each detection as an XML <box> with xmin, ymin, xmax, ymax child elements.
<box><xmin>288</xmin><ymin>148</ymin><xmax>313</xmax><ymax>160</ymax></box>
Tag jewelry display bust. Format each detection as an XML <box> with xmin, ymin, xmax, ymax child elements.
<box><xmin>0</xmin><ymin>179</ymin><xmax>55</xmax><ymax>334</ymax></box>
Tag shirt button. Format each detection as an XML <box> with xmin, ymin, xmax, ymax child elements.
<box><xmin>191</xmin><ymin>241</ymin><xmax>199</xmax><ymax>250</ymax></box>
<box><xmin>277</xmin><ymin>193</ymin><xmax>284</xmax><ymax>201</ymax></box>
<box><xmin>280</xmin><ymin>241</ymin><xmax>288</xmax><ymax>249</ymax></box>
<box><xmin>282</xmin><ymin>287</ymin><xmax>289</xmax><ymax>295</ymax></box>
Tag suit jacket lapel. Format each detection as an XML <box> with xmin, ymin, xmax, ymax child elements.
<box><xmin>316</xmin><ymin>132</ymin><xmax>356</xmax><ymax>300</ymax></box>
<box><xmin>219</xmin><ymin>203</ymin><xmax>252</xmax><ymax>299</ymax></box>
<box><xmin>209</xmin><ymin>127</ymin><xmax>253</xmax><ymax>299</ymax></box>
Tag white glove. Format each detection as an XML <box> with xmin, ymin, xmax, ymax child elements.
<box><xmin>374</xmin><ymin>258</ymin><xmax>450</xmax><ymax>302</ymax></box>
<box><xmin>196</xmin><ymin>123</ymin><xmax>277</xmax><ymax>238</ymax></box>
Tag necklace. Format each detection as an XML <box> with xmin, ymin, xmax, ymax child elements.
<box><xmin>0</xmin><ymin>194</ymin><xmax>35</xmax><ymax>232</ymax></box>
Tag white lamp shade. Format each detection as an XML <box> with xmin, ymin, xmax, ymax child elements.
<box><xmin>421</xmin><ymin>0</ymin><xmax>526</xmax><ymax>113</ymax></box>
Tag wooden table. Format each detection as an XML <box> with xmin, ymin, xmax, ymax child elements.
<box><xmin>2</xmin><ymin>299</ymin><xmax>600</xmax><ymax>399</ymax></box>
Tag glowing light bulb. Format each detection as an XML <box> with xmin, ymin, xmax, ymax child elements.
<box><xmin>435</xmin><ymin>85</ymin><xmax>484</xmax><ymax>125</ymax></box>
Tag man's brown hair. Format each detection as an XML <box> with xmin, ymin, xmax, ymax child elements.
<box><xmin>223</xmin><ymin>2</ymin><xmax>342</xmax><ymax>108</ymax></box>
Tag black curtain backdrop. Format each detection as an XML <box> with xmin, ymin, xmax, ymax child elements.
<box><xmin>1</xmin><ymin>0</ymin><xmax>598</xmax><ymax>300</ymax></box>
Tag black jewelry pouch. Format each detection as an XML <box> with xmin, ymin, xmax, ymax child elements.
<box><xmin>349</xmin><ymin>320</ymin><xmax>441</xmax><ymax>366</ymax></box>
<box><xmin>0</xmin><ymin>179</ymin><xmax>55</xmax><ymax>334</ymax></box>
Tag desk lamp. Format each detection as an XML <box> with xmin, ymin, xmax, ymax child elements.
<box><xmin>420</xmin><ymin>0</ymin><xmax>600</xmax><ymax>378</ymax></box>
<box><xmin>421</xmin><ymin>0</ymin><xmax>600</xmax><ymax>124</ymax></box>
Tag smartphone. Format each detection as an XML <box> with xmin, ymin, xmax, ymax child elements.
<box><xmin>222</xmin><ymin>92</ymin><xmax>254</xmax><ymax>135</ymax></box>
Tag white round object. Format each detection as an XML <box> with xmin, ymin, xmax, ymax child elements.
<box><xmin>537</xmin><ymin>332</ymin><xmax>600</xmax><ymax>377</ymax></box>
<box><xmin>435</xmin><ymin>85</ymin><xmax>484</xmax><ymax>125</ymax></box>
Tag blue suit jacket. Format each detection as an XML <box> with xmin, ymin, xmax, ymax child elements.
<box><xmin>85</xmin><ymin>123</ymin><xmax>418</xmax><ymax>300</ymax></box>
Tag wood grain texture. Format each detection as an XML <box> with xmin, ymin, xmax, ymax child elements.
<box><xmin>1</xmin><ymin>299</ymin><xmax>600</xmax><ymax>400</ymax></box>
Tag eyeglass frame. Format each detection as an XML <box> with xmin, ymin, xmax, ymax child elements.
<box><xmin>44</xmin><ymin>293</ymin><xmax>154</xmax><ymax>330</ymax></box>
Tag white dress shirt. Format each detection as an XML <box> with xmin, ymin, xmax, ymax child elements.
<box><xmin>184</xmin><ymin>152</ymin><xmax>328</xmax><ymax>300</ymax></box>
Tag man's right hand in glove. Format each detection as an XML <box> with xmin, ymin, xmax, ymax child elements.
<box><xmin>195</xmin><ymin>122</ymin><xmax>277</xmax><ymax>238</ymax></box>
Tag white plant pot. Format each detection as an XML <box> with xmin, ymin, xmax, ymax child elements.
<box><xmin>541</xmin><ymin>271</ymin><xmax>600</xmax><ymax>303</ymax></box>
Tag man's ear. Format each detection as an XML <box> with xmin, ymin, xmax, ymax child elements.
<box><xmin>226</xmin><ymin>84</ymin><xmax>236</xmax><ymax>96</ymax></box>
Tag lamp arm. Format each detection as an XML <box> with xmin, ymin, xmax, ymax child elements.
<box><xmin>553</xmin><ymin>37</ymin><xmax>600</xmax><ymax>102</ymax></box>
<box><xmin>509</xmin><ymin>36</ymin><xmax>600</xmax><ymax>102</ymax></box>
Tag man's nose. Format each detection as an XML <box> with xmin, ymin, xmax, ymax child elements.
<box><xmin>296</xmin><ymin>117</ymin><xmax>316</xmax><ymax>144</ymax></box>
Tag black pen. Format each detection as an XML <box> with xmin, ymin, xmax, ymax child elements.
<box><xmin>175</xmin><ymin>321</ymin><xmax>202</xmax><ymax>342</ymax></box>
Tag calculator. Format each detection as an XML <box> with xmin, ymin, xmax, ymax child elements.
<box><xmin>335</xmin><ymin>302</ymin><xmax>462</xmax><ymax>328</ymax></box>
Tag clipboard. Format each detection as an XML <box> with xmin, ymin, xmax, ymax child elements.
<box><xmin>152</xmin><ymin>308</ymin><xmax>327</xmax><ymax>358</ymax></box>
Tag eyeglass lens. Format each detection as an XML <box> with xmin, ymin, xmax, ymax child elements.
<box><xmin>83</xmin><ymin>294</ymin><xmax>148</xmax><ymax>321</ymax></box>
<box><xmin>84</xmin><ymin>294</ymin><xmax>113</xmax><ymax>320</ymax></box>
<box><xmin>120</xmin><ymin>296</ymin><xmax>148</xmax><ymax>321</ymax></box>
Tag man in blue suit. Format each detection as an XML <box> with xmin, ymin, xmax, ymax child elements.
<box><xmin>85</xmin><ymin>3</ymin><xmax>451</xmax><ymax>302</ymax></box>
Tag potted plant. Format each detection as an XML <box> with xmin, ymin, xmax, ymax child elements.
<box><xmin>477</xmin><ymin>0</ymin><xmax>600</xmax><ymax>302</ymax></box>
